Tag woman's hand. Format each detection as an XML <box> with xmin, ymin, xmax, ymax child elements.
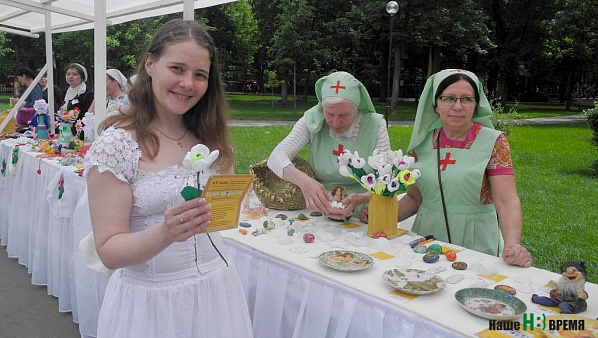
<box><xmin>333</xmin><ymin>192</ymin><xmax>369</xmax><ymax>218</ymax></box>
<box><xmin>162</xmin><ymin>197</ymin><xmax>212</xmax><ymax>242</ymax></box>
<box><xmin>359</xmin><ymin>207</ymin><xmax>369</xmax><ymax>223</ymax></box>
<box><xmin>298</xmin><ymin>177</ymin><xmax>332</xmax><ymax>215</ymax></box>
<box><xmin>502</xmin><ymin>244</ymin><xmax>533</xmax><ymax>267</ymax></box>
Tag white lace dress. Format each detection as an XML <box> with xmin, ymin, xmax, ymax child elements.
<box><xmin>83</xmin><ymin>127</ymin><xmax>253</xmax><ymax>338</ymax></box>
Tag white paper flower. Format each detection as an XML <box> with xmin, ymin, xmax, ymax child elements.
<box><xmin>378</xmin><ymin>174</ymin><xmax>392</xmax><ymax>185</ymax></box>
<box><xmin>368</xmin><ymin>153</ymin><xmax>386</xmax><ymax>169</ymax></box>
<box><xmin>411</xmin><ymin>169</ymin><xmax>421</xmax><ymax>180</ymax></box>
<box><xmin>387</xmin><ymin>177</ymin><xmax>400</xmax><ymax>192</ymax></box>
<box><xmin>350</xmin><ymin>156</ymin><xmax>366</xmax><ymax>169</ymax></box>
<box><xmin>338</xmin><ymin>150</ymin><xmax>353</xmax><ymax>166</ymax></box>
<box><xmin>393</xmin><ymin>155</ymin><xmax>415</xmax><ymax>170</ymax></box>
<box><xmin>361</xmin><ymin>173</ymin><xmax>377</xmax><ymax>189</ymax></box>
<box><xmin>377</xmin><ymin>162</ymin><xmax>393</xmax><ymax>176</ymax></box>
<box><xmin>183</xmin><ymin>144</ymin><xmax>219</xmax><ymax>172</ymax></box>
<box><xmin>339</xmin><ymin>165</ymin><xmax>352</xmax><ymax>177</ymax></box>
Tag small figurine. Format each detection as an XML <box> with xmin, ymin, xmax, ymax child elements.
<box><xmin>531</xmin><ymin>260</ymin><xmax>588</xmax><ymax>314</ymax></box>
<box><xmin>29</xmin><ymin>99</ymin><xmax>50</xmax><ymax>139</ymax></box>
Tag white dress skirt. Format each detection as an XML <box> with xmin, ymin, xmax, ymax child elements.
<box><xmin>84</xmin><ymin>127</ymin><xmax>253</xmax><ymax>338</ymax></box>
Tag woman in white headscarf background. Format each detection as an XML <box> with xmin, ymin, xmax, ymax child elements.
<box><xmin>89</xmin><ymin>69</ymin><xmax>130</xmax><ymax>117</ymax></box>
<box><xmin>361</xmin><ymin>69</ymin><xmax>532</xmax><ymax>267</ymax></box>
<box><xmin>61</xmin><ymin>62</ymin><xmax>94</xmax><ymax>119</ymax></box>
<box><xmin>268</xmin><ymin>71</ymin><xmax>390</xmax><ymax>218</ymax></box>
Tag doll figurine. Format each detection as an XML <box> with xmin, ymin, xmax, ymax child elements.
<box><xmin>531</xmin><ymin>260</ymin><xmax>588</xmax><ymax>314</ymax></box>
<box><xmin>29</xmin><ymin>99</ymin><xmax>50</xmax><ymax>139</ymax></box>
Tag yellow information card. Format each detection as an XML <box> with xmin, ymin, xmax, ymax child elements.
<box><xmin>199</xmin><ymin>174</ymin><xmax>254</xmax><ymax>233</ymax></box>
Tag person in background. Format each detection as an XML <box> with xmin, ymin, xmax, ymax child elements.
<box><xmin>61</xmin><ymin>62</ymin><xmax>94</xmax><ymax>119</ymax></box>
<box><xmin>10</xmin><ymin>66</ymin><xmax>44</xmax><ymax>108</ymax></box>
<box><xmin>361</xmin><ymin>69</ymin><xmax>532</xmax><ymax>267</ymax></box>
<box><xmin>88</xmin><ymin>68</ymin><xmax>130</xmax><ymax>117</ymax></box>
<box><xmin>267</xmin><ymin>71</ymin><xmax>390</xmax><ymax>218</ymax></box>
<box><xmin>36</xmin><ymin>68</ymin><xmax>63</xmax><ymax>114</ymax></box>
<box><xmin>84</xmin><ymin>19</ymin><xmax>252</xmax><ymax>338</ymax></box>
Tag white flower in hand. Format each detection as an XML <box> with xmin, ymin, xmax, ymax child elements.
<box><xmin>361</xmin><ymin>173</ymin><xmax>377</xmax><ymax>189</ymax></box>
<box><xmin>350</xmin><ymin>156</ymin><xmax>366</xmax><ymax>169</ymax></box>
<box><xmin>183</xmin><ymin>144</ymin><xmax>219</xmax><ymax>172</ymax></box>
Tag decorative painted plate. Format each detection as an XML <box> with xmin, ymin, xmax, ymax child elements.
<box><xmin>454</xmin><ymin>288</ymin><xmax>527</xmax><ymax>320</ymax></box>
<box><xmin>541</xmin><ymin>315</ymin><xmax>598</xmax><ymax>338</ymax></box>
<box><xmin>382</xmin><ymin>268</ymin><xmax>446</xmax><ymax>295</ymax></box>
<box><xmin>318</xmin><ymin>250</ymin><xmax>374</xmax><ymax>272</ymax></box>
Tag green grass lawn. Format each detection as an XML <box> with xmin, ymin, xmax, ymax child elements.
<box><xmin>231</xmin><ymin>123</ymin><xmax>598</xmax><ymax>282</ymax></box>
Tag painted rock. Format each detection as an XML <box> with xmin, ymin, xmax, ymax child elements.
<box><xmin>423</xmin><ymin>253</ymin><xmax>439</xmax><ymax>263</ymax></box>
<box><xmin>297</xmin><ymin>213</ymin><xmax>308</xmax><ymax>220</ymax></box>
<box><xmin>374</xmin><ymin>231</ymin><xmax>387</xmax><ymax>239</ymax></box>
<box><xmin>275</xmin><ymin>213</ymin><xmax>288</xmax><ymax>220</ymax></box>
<box><xmin>287</xmin><ymin>228</ymin><xmax>295</xmax><ymax>236</ymax></box>
<box><xmin>239</xmin><ymin>229</ymin><xmax>248</xmax><ymax>235</ymax></box>
<box><xmin>445</xmin><ymin>250</ymin><xmax>457</xmax><ymax>261</ymax></box>
<box><xmin>303</xmin><ymin>233</ymin><xmax>315</xmax><ymax>243</ymax></box>
<box><xmin>309</xmin><ymin>211</ymin><xmax>323</xmax><ymax>217</ymax></box>
<box><xmin>452</xmin><ymin>261</ymin><xmax>468</xmax><ymax>270</ymax></box>
<box><xmin>239</xmin><ymin>222</ymin><xmax>252</xmax><ymax>228</ymax></box>
<box><xmin>263</xmin><ymin>220</ymin><xmax>275</xmax><ymax>230</ymax></box>
<box><xmin>494</xmin><ymin>285</ymin><xmax>516</xmax><ymax>295</ymax></box>
<box><xmin>413</xmin><ymin>244</ymin><xmax>428</xmax><ymax>254</ymax></box>
<box><xmin>428</xmin><ymin>244</ymin><xmax>442</xmax><ymax>254</ymax></box>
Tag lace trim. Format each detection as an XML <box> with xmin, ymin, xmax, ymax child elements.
<box><xmin>83</xmin><ymin>126</ymin><xmax>141</xmax><ymax>183</ymax></box>
<box><xmin>327</xmin><ymin>112</ymin><xmax>362</xmax><ymax>141</ymax></box>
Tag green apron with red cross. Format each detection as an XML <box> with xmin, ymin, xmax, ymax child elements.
<box><xmin>412</xmin><ymin>127</ymin><xmax>504</xmax><ymax>256</ymax></box>
<box><xmin>308</xmin><ymin>113</ymin><xmax>382</xmax><ymax>213</ymax></box>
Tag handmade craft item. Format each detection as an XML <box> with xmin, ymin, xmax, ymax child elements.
<box><xmin>445</xmin><ymin>250</ymin><xmax>457</xmax><ymax>261</ymax></box>
<box><xmin>29</xmin><ymin>99</ymin><xmax>50</xmax><ymax>139</ymax></box>
<box><xmin>303</xmin><ymin>233</ymin><xmax>315</xmax><ymax>243</ymax></box>
<box><xmin>58</xmin><ymin>123</ymin><xmax>72</xmax><ymax>147</ymax></box>
<box><xmin>531</xmin><ymin>260</ymin><xmax>589</xmax><ymax>314</ymax></box>
<box><xmin>81</xmin><ymin>112</ymin><xmax>95</xmax><ymax>143</ymax></box>
<box><xmin>337</xmin><ymin>148</ymin><xmax>420</xmax><ymax>238</ymax></box>
<box><xmin>318</xmin><ymin>250</ymin><xmax>374</xmax><ymax>272</ymax></box>
<box><xmin>180</xmin><ymin>144</ymin><xmax>219</xmax><ymax>201</ymax></box>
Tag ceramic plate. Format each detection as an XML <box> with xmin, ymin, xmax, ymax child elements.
<box><xmin>541</xmin><ymin>315</ymin><xmax>598</xmax><ymax>338</ymax></box>
<box><xmin>382</xmin><ymin>268</ymin><xmax>446</xmax><ymax>295</ymax></box>
<box><xmin>454</xmin><ymin>288</ymin><xmax>527</xmax><ymax>320</ymax></box>
<box><xmin>318</xmin><ymin>250</ymin><xmax>373</xmax><ymax>272</ymax></box>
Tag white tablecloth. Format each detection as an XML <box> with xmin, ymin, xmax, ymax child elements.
<box><xmin>1</xmin><ymin>139</ymin><xmax>597</xmax><ymax>338</ymax></box>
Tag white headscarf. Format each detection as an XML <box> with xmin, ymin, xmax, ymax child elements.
<box><xmin>107</xmin><ymin>69</ymin><xmax>128</xmax><ymax>93</ymax></box>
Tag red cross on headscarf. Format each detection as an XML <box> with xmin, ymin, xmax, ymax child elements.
<box><xmin>439</xmin><ymin>152</ymin><xmax>456</xmax><ymax>171</ymax></box>
<box><xmin>330</xmin><ymin>80</ymin><xmax>346</xmax><ymax>94</ymax></box>
<box><xmin>450</xmin><ymin>69</ymin><xmax>466</xmax><ymax>74</ymax></box>
<box><xmin>332</xmin><ymin>144</ymin><xmax>344</xmax><ymax>162</ymax></box>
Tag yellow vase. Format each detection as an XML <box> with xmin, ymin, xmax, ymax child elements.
<box><xmin>367</xmin><ymin>194</ymin><xmax>400</xmax><ymax>238</ymax></box>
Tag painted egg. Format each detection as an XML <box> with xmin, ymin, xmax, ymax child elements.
<box><xmin>428</xmin><ymin>244</ymin><xmax>442</xmax><ymax>254</ymax></box>
<box><xmin>445</xmin><ymin>250</ymin><xmax>457</xmax><ymax>261</ymax></box>
<box><xmin>374</xmin><ymin>231</ymin><xmax>387</xmax><ymax>239</ymax></box>
<box><xmin>297</xmin><ymin>214</ymin><xmax>308</xmax><ymax>220</ymax></box>
<box><xmin>413</xmin><ymin>244</ymin><xmax>428</xmax><ymax>254</ymax></box>
<box><xmin>309</xmin><ymin>211</ymin><xmax>323</xmax><ymax>217</ymax></box>
<box><xmin>452</xmin><ymin>261</ymin><xmax>468</xmax><ymax>270</ymax></box>
<box><xmin>303</xmin><ymin>233</ymin><xmax>315</xmax><ymax>243</ymax></box>
<box><xmin>275</xmin><ymin>214</ymin><xmax>288</xmax><ymax>220</ymax></box>
<box><xmin>239</xmin><ymin>229</ymin><xmax>248</xmax><ymax>235</ymax></box>
<box><xmin>423</xmin><ymin>253</ymin><xmax>439</xmax><ymax>263</ymax></box>
<box><xmin>239</xmin><ymin>222</ymin><xmax>252</xmax><ymax>228</ymax></box>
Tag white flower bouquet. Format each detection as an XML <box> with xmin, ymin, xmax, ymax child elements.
<box><xmin>180</xmin><ymin>144</ymin><xmax>219</xmax><ymax>201</ymax></box>
<box><xmin>337</xmin><ymin>148</ymin><xmax>420</xmax><ymax>196</ymax></box>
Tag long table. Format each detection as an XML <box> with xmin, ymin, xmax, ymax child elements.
<box><xmin>1</xmin><ymin>139</ymin><xmax>597</xmax><ymax>338</ymax></box>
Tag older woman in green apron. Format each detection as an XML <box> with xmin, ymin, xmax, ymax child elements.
<box><xmin>268</xmin><ymin>71</ymin><xmax>390</xmax><ymax>218</ymax></box>
<box><xmin>361</xmin><ymin>69</ymin><xmax>532</xmax><ymax>267</ymax></box>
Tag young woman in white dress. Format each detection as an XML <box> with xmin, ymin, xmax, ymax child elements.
<box><xmin>84</xmin><ymin>19</ymin><xmax>253</xmax><ymax>338</ymax></box>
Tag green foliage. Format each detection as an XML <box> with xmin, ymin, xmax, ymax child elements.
<box><xmin>583</xmin><ymin>100</ymin><xmax>598</xmax><ymax>173</ymax></box>
<box><xmin>490</xmin><ymin>100</ymin><xmax>521</xmax><ymax>136</ymax></box>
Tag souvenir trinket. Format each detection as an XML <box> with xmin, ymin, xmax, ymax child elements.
<box><xmin>423</xmin><ymin>253</ymin><xmax>439</xmax><ymax>263</ymax></box>
<box><xmin>275</xmin><ymin>213</ymin><xmax>288</xmax><ymax>220</ymax></box>
<box><xmin>374</xmin><ymin>231</ymin><xmax>387</xmax><ymax>239</ymax></box>
<box><xmin>445</xmin><ymin>250</ymin><xmax>457</xmax><ymax>261</ymax></box>
<box><xmin>239</xmin><ymin>222</ymin><xmax>252</xmax><ymax>228</ymax></box>
<box><xmin>428</xmin><ymin>244</ymin><xmax>442</xmax><ymax>254</ymax></box>
<box><xmin>531</xmin><ymin>260</ymin><xmax>589</xmax><ymax>314</ymax></box>
<box><xmin>413</xmin><ymin>244</ymin><xmax>428</xmax><ymax>254</ymax></box>
<box><xmin>309</xmin><ymin>211</ymin><xmax>323</xmax><ymax>217</ymax></box>
<box><xmin>287</xmin><ymin>228</ymin><xmax>295</xmax><ymax>236</ymax></box>
<box><xmin>297</xmin><ymin>213</ymin><xmax>308</xmax><ymax>220</ymax></box>
<box><xmin>251</xmin><ymin>228</ymin><xmax>265</xmax><ymax>236</ymax></box>
<box><xmin>452</xmin><ymin>261</ymin><xmax>468</xmax><ymax>270</ymax></box>
<box><xmin>263</xmin><ymin>220</ymin><xmax>275</xmax><ymax>230</ymax></box>
<box><xmin>330</xmin><ymin>186</ymin><xmax>348</xmax><ymax>205</ymax></box>
<box><xmin>494</xmin><ymin>285</ymin><xmax>516</xmax><ymax>296</ymax></box>
<box><xmin>248</xmin><ymin>206</ymin><xmax>268</xmax><ymax>218</ymax></box>
<box><xmin>303</xmin><ymin>233</ymin><xmax>315</xmax><ymax>243</ymax></box>
<box><xmin>239</xmin><ymin>229</ymin><xmax>248</xmax><ymax>235</ymax></box>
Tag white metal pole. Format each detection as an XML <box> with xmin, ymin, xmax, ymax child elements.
<box><xmin>94</xmin><ymin>0</ymin><xmax>107</xmax><ymax>138</ymax></box>
<box><xmin>183</xmin><ymin>0</ymin><xmax>194</xmax><ymax>20</ymax></box>
<box><xmin>45</xmin><ymin>10</ymin><xmax>55</xmax><ymax>133</ymax></box>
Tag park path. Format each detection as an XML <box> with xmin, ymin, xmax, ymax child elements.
<box><xmin>228</xmin><ymin>114</ymin><xmax>586</xmax><ymax>127</ymax></box>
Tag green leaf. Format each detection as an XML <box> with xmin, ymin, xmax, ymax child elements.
<box><xmin>180</xmin><ymin>186</ymin><xmax>202</xmax><ymax>201</ymax></box>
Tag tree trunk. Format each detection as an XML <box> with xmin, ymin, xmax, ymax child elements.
<box><xmin>281</xmin><ymin>72</ymin><xmax>289</xmax><ymax>104</ymax></box>
<box><xmin>565</xmin><ymin>71</ymin><xmax>572</xmax><ymax>111</ymax></box>
<box><xmin>302</xmin><ymin>71</ymin><xmax>310</xmax><ymax>103</ymax></box>
<box><xmin>390</xmin><ymin>39</ymin><xmax>403</xmax><ymax>117</ymax></box>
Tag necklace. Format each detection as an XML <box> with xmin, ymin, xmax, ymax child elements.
<box><xmin>154</xmin><ymin>127</ymin><xmax>187</xmax><ymax>148</ymax></box>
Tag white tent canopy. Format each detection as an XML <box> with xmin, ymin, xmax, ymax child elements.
<box><xmin>0</xmin><ymin>0</ymin><xmax>237</xmax><ymax>134</ymax></box>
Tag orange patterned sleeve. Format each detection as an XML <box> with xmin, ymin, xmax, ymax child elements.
<box><xmin>487</xmin><ymin>133</ymin><xmax>514</xmax><ymax>176</ymax></box>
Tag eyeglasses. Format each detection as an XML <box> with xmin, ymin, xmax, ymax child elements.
<box><xmin>437</xmin><ymin>96</ymin><xmax>476</xmax><ymax>106</ymax></box>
